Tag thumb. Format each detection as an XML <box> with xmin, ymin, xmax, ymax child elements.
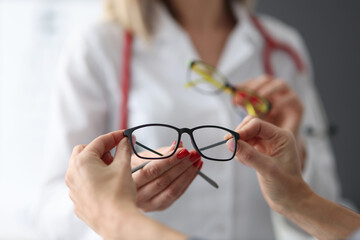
<box><xmin>227</xmin><ymin>138</ymin><xmax>271</xmax><ymax>176</ymax></box>
<box><xmin>113</xmin><ymin>138</ymin><xmax>133</xmax><ymax>170</ymax></box>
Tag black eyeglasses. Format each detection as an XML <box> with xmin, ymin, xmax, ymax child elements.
<box><xmin>124</xmin><ymin>124</ymin><xmax>240</xmax><ymax>189</ymax></box>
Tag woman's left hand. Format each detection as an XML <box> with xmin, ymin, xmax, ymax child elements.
<box><xmin>234</xmin><ymin>75</ymin><xmax>306</xmax><ymax>169</ymax></box>
<box><xmin>65</xmin><ymin>130</ymin><xmax>138</xmax><ymax>238</ymax></box>
<box><xmin>227</xmin><ymin>116</ymin><xmax>312</xmax><ymax>214</ymax></box>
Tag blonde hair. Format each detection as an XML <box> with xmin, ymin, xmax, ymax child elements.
<box><xmin>103</xmin><ymin>0</ymin><xmax>253</xmax><ymax>40</ymax></box>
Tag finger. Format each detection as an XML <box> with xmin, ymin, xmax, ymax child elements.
<box><xmin>235</xmin><ymin>115</ymin><xmax>257</xmax><ymax>132</ymax></box>
<box><xmin>242</xmin><ymin>75</ymin><xmax>273</xmax><ymax>91</ymax></box>
<box><xmin>224</xmin><ymin>115</ymin><xmax>257</xmax><ymax>140</ymax></box>
<box><xmin>233</xmin><ymin>139</ymin><xmax>272</xmax><ymax>176</ymax></box>
<box><xmin>136</xmin><ymin>151</ymin><xmax>201</xmax><ymax>204</ymax></box>
<box><xmin>130</xmin><ymin>141</ymin><xmax>178</xmax><ymax>168</ymax></box>
<box><xmin>268</xmin><ymin>92</ymin><xmax>302</xmax><ymax>115</ymax></box>
<box><xmin>233</xmin><ymin>76</ymin><xmax>272</xmax><ymax>106</ymax></box>
<box><xmin>270</xmin><ymin>96</ymin><xmax>302</xmax><ymax>134</ymax></box>
<box><xmin>258</xmin><ymin>79</ymin><xmax>289</xmax><ymax>98</ymax></box>
<box><xmin>72</xmin><ymin>144</ymin><xmax>86</xmax><ymax>155</ymax></box>
<box><xmin>237</xmin><ymin>118</ymin><xmax>282</xmax><ymax>142</ymax></box>
<box><xmin>232</xmin><ymin>91</ymin><xmax>251</xmax><ymax>107</ymax></box>
<box><xmin>132</xmin><ymin>148</ymin><xmax>190</xmax><ymax>188</ymax></box>
<box><xmin>101</xmin><ymin>152</ymin><xmax>114</xmax><ymax>165</ymax></box>
<box><xmin>85</xmin><ymin>130</ymin><xmax>125</xmax><ymax>157</ymax></box>
<box><xmin>113</xmin><ymin>137</ymin><xmax>133</xmax><ymax>171</ymax></box>
<box><xmin>139</xmin><ymin>160</ymin><xmax>202</xmax><ymax>212</ymax></box>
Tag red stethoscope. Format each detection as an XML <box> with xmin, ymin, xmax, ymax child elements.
<box><xmin>119</xmin><ymin>14</ymin><xmax>305</xmax><ymax>129</ymax></box>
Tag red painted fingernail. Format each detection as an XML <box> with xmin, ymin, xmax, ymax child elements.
<box><xmin>189</xmin><ymin>151</ymin><xmax>201</xmax><ymax>162</ymax></box>
<box><xmin>238</xmin><ymin>92</ymin><xmax>247</xmax><ymax>99</ymax></box>
<box><xmin>193</xmin><ymin>160</ymin><xmax>203</xmax><ymax>170</ymax></box>
<box><xmin>177</xmin><ymin>149</ymin><xmax>189</xmax><ymax>159</ymax></box>
<box><xmin>169</xmin><ymin>141</ymin><xmax>177</xmax><ymax>151</ymax></box>
<box><xmin>198</xmin><ymin>161</ymin><xmax>203</xmax><ymax>170</ymax></box>
<box><xmin>250</xmin><ymin>96</ymin><xmax>260</xmax><ymax>104</ymax></box>
<box><xmin>193</xmin><ymin>159</ymin><xmax>201</xmax><ymax>167</ymax></box>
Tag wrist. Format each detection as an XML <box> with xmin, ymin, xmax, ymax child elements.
<box><xmin>103</xmin><ymin>203</ymin><xmax>187</xmax><ymax>240</ymax></box>
<box><xmin>277</xmin><ymin>181</ymin><xmax>315</xmax><ymax>217</ymax></box>
<box><xmin>101</xmin><ymin>203</ymin><xmax>140</xmax><ymax>240</ymax></box>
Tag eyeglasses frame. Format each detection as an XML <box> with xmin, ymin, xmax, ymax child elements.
<box><xmin>124</xmin><ymin>123</ymin><xmax>240</xmax><ymax>161</ymax></box>
<box><xmin>186</xmin><ymin>60</ymin><xmax>272</xmax><ymax>117</ymax></box>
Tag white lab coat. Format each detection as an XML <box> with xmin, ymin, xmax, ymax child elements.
<box><xmin>36</xmin><ymin>2</ymin><xmax>340</xmax><ymax>240</ymax></box>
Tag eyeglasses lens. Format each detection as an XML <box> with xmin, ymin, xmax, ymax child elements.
<box><xmin>192</xmin><ymin>127</ymin><xmax>235</xmax><ymax>161</ymax></box>
<box><xmin>189</xmin><ymin>62</ymin><xmax>226</xmax><ymax>93</ymax></box>
<box><xmin>132</xmin><ymin>126</ymin><xmax>178</xmax><ymax>159</ymax></box>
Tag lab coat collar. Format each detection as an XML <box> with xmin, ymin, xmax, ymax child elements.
<box><xmin>217</xmin><ymin>2</ymin><xmax>263</xmax><ymax>76</ymax></box>
<box><xmin>151</xmin><ymin>1</ymin><xmax>262</xmax><ymax>76</ymax></box>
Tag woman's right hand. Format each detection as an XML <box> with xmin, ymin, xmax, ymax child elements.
<box><xmin>131</xmin><ymin>142</ymin><xmax>203</xmax><ymax>212</ymax></box>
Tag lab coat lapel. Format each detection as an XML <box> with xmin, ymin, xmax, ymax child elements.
<box><xmin>150</xmin><ymin>1</ymin><xmax>263</xmax><ymax>79</ymax></box>
<box><xmin>218</xmin><ymin>3</ymin><xmax>263</xmax><ymax>78</ymax></box>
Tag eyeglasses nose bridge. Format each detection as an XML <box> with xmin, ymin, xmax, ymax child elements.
<box><xmin>178</xmin><ymin>128</ymin><xmax>198</xmax><ymax>152</ymax></box>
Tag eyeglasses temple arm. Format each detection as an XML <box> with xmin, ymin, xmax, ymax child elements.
<box><xmin>131</xmin><ymin>161</ymin><xmax>151</xmax><ymax>173</ymax></box>
<box><xmin>189</xmin><ymin>67</ymin><xmax>233</xmax><ymax>95</ymax></box>
<box><xmin>196</xmin><ymin>170</ymin><xmax>219</xmax><ymax>189</ymax></box>
<box><xmin>198</xmin><ymin>139</ymin><xmax>228</xmax><ymax>152</ymax></box>
<box><xmin>135</xmin><ymin>141</ymin><xmax>163</xmax><ymax>156</ymax></box>
<box><xmin>131</xmin><ymin>141</ymin><xmax>219</xmax><ymax>189</ymax></box>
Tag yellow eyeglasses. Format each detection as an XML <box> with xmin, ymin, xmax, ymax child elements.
<box><xmin>185</xmin><ymin>60</ymin><xmax>271</xmax><ymax>117</ymax></box>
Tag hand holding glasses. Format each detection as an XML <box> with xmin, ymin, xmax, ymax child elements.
<box><xmin>185</xmin><ymin>60</ymin><xmax>272</xmax><ymax>117</ymax></box>
<box><xmin>124</xmin><ymin>124</ymin><xmax>240</xmax><ymax>189</ymax></box>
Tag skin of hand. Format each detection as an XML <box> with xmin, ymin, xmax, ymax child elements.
<box><xmin>234</xmin><ymin>75</ymin><xmax>303</xmax><ymax>136</ymax></box>
<box><xmin>233</xmin><ymin>75</ymin><xmax>306</xmax><ymax>169</ymax></box>
<box><xmin>65</xmin><ymin>130</ymin><xmax>137</xmax><ymax>237</ymax></box>
<box><xmin>131</xmin><ymin>141</ymin><xmax>203</xmax><ymax>212</ymax></box>
<box><xmin>226</xmin><ymin>115</ymin><xmax>311</xmax><ymax>213</ymax></box>
<box><xmin>227</xmin><ymin>116</ymin><xmax>360</xmax><ymax>239</ymax></box>
<box><xmin>66</xmin><ymin>124</ymin><xmax>360</xmax><ymax>240</ymax></box>
<box><xmin>65</xmin><ymin>130</ymin><xmax>187</xmax><ymax>240</ymax></box>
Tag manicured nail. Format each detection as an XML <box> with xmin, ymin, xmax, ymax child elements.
<box><xmin>234</xmin><ymin>92</ymin><xmax>247</xmax><ymax>104</ymax></box>
<box><xmin>238</xmin><ymin>92</ymin><xmax>247</xmax><ymax>98</ymax></box>
<box><xmin>197</xmin><ymin>161</ymin><xmax>203</xmax><ymax>170</ymax></box>
<box><xmin>177</xmin><ymin>149</ymin><xmax>190</xmax><ymax>159</ymax></box>
<box><xmin>189</xmin><ymin>151</ymin><xmax>201</xmax><ymax>162</ymax></box>
<box><xmin>193</xmin><ymin>159</ymin><xmax>203</xmax><ymax>169</ymax></box>
<box><xmin>169</xmin><ymin>140</ymin><xmax>177</xmax><ymax>151</ymax></box>
<box><xmin>250</xmin><ymin>96</ymin><xmax>260</xmax><ymax>104</ymax></box>
<box><xmin>226</xmin><ymin>139</ymin><xmax>235</xmax><ymax>152</ymax></box>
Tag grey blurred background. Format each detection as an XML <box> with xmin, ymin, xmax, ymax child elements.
<box><xmin>257</xmin><ymin>0</ymin><xmax>360</xmax><ymax>209</ymax></box>
<box><xmin>0</xmin><ymin>0</ymin><xmax>359</xmax><ymax>239</ymax></box>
